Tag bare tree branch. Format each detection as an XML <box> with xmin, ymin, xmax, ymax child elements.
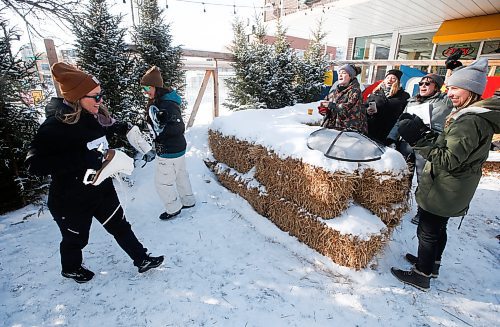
<box><xmin>0</xmin><ymin>0</ymin><xmax>80</xmax><ymax>37</ymax></box>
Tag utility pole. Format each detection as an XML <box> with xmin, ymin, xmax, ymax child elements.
<box><xmin>44</xmin><ymin>39</ymin><xmax>62</xmax><ymax>97</ymax></box>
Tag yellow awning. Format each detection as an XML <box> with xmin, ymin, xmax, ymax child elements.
<box><xmin>432</xmin><ymin>14</ymin><xmax>500</xmax><ymax>44</ymax></box>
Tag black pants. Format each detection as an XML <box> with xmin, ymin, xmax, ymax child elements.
<box><xmin>49</xmin><ymin>187</ymin><xmax>147</xmax><ymax>272</ymax></box>
<box><xmin>416</xmin><ymin>209</ymin><xmax>450</xmax><ymax>275</ymax></box>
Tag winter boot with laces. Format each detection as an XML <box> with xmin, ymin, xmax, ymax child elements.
<box><xmin>391</xmin><ymin>267</ymin><xmax>431</xmax><ymax>291</ymax></box>
<box><xmin>61</xmin><ymin>265</ymin><xmax>95</xmax><ymax>283</ymax></box>
<box><xmin>405</xmin><ymin>253</ymin><xmax>440</xmax><ymax>278</ymax></box>
<box><xmin>138</xmin><ymin>254</ymin><xmax>164</xmax><ymax>273</ymax></box>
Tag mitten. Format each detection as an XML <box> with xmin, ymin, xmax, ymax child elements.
<box><xmin>318</xmin><ymin>106</ymin><xmax>329</xmax><ymax>116</ymax></box>
<box><xmin>85</xmin><ymin>149</ymin><xmax>104</xmax><ymax>170</ymax></box>
<box><xmin>445</xmin><ymin>49</ymin><xmax>463</xmax><ymax>70</ymax></box>
<box><xmin>398</xmin><ymin>115</ymin><xmax>430</xmax><ymax>146</ymax></box>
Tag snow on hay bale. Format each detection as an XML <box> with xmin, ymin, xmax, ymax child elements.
<box><xmin>208</xmin><ymin>161</ymin><xmax>388</xmax><ymax>269</ymax></box>
<box><xmin>207</xmin><ymin>105</ymin><xmax>410</xmax><ymax>268</ymax></box>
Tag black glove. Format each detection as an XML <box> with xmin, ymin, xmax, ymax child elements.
<box><xmin>384</xmin><ymin>138</ymin><xmax>396</xmax><ymax>146</ymax></box>
<box><xmin>398</xmin><ymin>112</ymin><xmax>414</xmax><ymax>122</ymax></box>
<box><xmin>328</xmin><ymin>102</ymin><xmax>337</xmax><ymax>113</ymax></box>
<box><xmin>398</xmin><ymin>115</ymin><xmax>430</xmax><ymax>146</ymax></box>
<box><xmin>107</xmin><ymin>121</ymin><xmax>132</xmax><ymax>136</ymax></box>
<box><xmin>445</xmin><ymin>49</ymin><xmax>463</xmax><ymax>70</ymax></box>
<box><xmin>142</xmin><ymin>150</ymin><xmax>156</xmax><ymax>163</ymax></box>
<box><xmin>85</xmin><ymin>149</ymin><xmax>104</xmax><ymax>170</ymax></box>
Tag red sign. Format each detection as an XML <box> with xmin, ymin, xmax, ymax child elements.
<box><xmin>442</xmin><ymin>46</ymin><xmax>475</xmax><ymax>57</ymax></box>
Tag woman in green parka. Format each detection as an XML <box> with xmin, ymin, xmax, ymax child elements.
<box><xmin>390</xmin><ymin>57</ymin><xmax>500</xmax><ymax>291</ymax></box>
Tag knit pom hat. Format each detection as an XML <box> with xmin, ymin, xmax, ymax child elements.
<box><xmin>339</xmin><ymin>64</ymin><xmax>360</xmax><ymax>79</ymax></box>
<box><xmin>385</xmin><ymin>69</ymin><xmax>403</xmax><ymax>81</ymax></box>
<box><xmin>141</xmin><ymin>66</ymin><xmax>164</xmax><ymax>88</ymax></box>
<box><xmin>447</xmin><ymin>57</ymin><xmax>488</xmax><ymax>95</ymax></box>
<box><xmin>421</xmin><ymin>73</ymin><xmax>444</xmax><ymax>89</ymax></box>
<box><xmin>51</xmin><ymin>62</ymin><xmax>100</xmax><ymax>103</ymax></box>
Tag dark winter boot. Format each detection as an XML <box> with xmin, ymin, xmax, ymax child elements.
<box><xmin>405</xmin><ymin>253</ymin><xmax>440</xmax><ymax>278</ymax></box>
<box><xmin>391</xmin><ymin>267</ymin><xmax>431</xmax><ymax>291</ymax></box>
<box><xmin>138</xmin><ymin>254</ymin><xmax>164</xmax><ymax>273</ymax></box>
<box><xmin>61</xmin><ymin>265</ymin><xmax>95</xmax><ymax>283</ymax></box>
<box><xmin>159</xmin><ymin>209</ymin><xmax>181</xmax><ymax>220</ymax></box>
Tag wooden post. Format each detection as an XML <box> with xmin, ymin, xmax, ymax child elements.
<box><xmin>187</xmin><ymin>69</ymin><xmax>212</xmax><ymax>128</ymax></box>
<box><xmin>213</xmin><ymin>59</ymin><xmax>219</xmax><ymax>118</ymax></box>
<box><xmin>44</xmin><ymin>39</ymin><xmax>61</xmax><ymax>97</ymax></box>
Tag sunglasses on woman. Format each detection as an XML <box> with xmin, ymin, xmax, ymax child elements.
<box><xmin>142</xmin><ymin>86</ymin><xmax>152</xmax><ymax>92</ymax></box>
<box><xmin>83</xmin><ymin>92</ymin><xmax>104</xmax><ymax>102</ymax></box>
<box><xmin>418</xmin><ymin>82</ymin><xmax>432</xmax><ymax>87</ymax></box>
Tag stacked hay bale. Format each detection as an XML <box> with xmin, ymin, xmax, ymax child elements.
<box><xmin>207</xmin><ymin>106</ymin><xmax>410</xmax><ymax>269</ymax></box>
<box><xmin>482</xmin><ymin>150</ymin><xmax>500</xmax><ymax>175</ymax></box>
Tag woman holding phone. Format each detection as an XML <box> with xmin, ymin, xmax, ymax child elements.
<box><xmin>366</xmin><ymin>69</ymin><xmax>410</xmax><ymax>143</ymax></box>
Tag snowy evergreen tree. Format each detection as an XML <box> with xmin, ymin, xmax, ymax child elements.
<box><xmin>133</xmin><ymin>0</ymin><xmax>184</xmax><ymax>100</ymax></box>
<box><xmin>295</xmin><ymin>20</ymin><xmax>328</xmax><ymax>103</ymax></box>
<box><xmin>263</xmin><ymin>19</ymin><xmax>296</xmax><ymax>108</ymax></box>
<box><xmin>224</xmin><ymin>17</ymin><xmax>270</xmax><ymax>110</ymax></box>
<box><xmin>73</xmin><ymin>0</ymin><xmax>141</xmax><ymax>125</ymax></box>
<box><xmin>224</xmin><ymin>18</ymin><xmax>252</xmax><ymax>110</ymax></box>
<box><xmin>225</xmin><ymin>17</ymin><xmax>298</xmax><ymax>110</ymax></box>
<box><xmin>0</xmin><ymin>19</ymin><xmax>47</xmax><ymax>213</ymax></box>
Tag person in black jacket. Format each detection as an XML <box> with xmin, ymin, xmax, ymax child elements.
<box><xmin>25</xmin><ymin>63</ymin><xmax>164</xmax><ymax>283</ymax></box>
<box><xmin>366</xmin><ymin>69</ymin><xmax>410</xmax><ymax>143</ymax></box>
<box><xmin>141</xmin><ymin>66</ymin><xmax>195</xmax><ymax>220</ymax></box>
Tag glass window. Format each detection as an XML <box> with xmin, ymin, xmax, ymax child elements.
<box><xmin>353</xmin><ymin>34</ymin><xmax>392</xmax><ymax>60</ymax></box>
<box><xmin>481</xmin><ymin>40</ymin><xmax>500</xmax><ymax>55</ymax></box>
<box><xmin>397</xmin><ymin>32</ymin><xmax>435</xmax><ymax>60</ymax></box>
<box><xmin>434</xmin><ymin>42</ymin><xmax>480</xmax><ymax>60</ymax></box>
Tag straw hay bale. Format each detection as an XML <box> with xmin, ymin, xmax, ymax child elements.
<box><xmin>209</xmin><ymin>162</ymin><xmax>269</xmax><ymax>216</ymax></box>
<box><xmin>353</xmin><ymin>169</ymin><xmax>410</xmax><ymax>226</ymax></box>
<box><xmin>255</xmin><ymin>152</ymin><xmax>355</xmax><ymax>219</ymax></box>
<box><xmin>482</xmin><ymin>161</ymin><xmax>500</xmax><ymax>175</ymax></box>
<box><xmin>266</xmin><ymin>196</ymin><xmax>388</xmax><ymax>270</ymax></box>
<box><xmin>208</xmin><ymin>130</ymin><xmax>266</xmax><ymax>174</ymax></box>
<box><xmin>207</xmin><ymin>160</ymin><xmax>388</xmax><ymax>269</ymax></box>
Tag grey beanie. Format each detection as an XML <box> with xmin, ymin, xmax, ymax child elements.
<box><xmin>447</xmin><ymin>57</ymin><xmax>488</xmax><ymax>95</ymax></box>
<box><xmin>339</xmin><ymin>64</ymin><xmax>357</xmax><ymax>79</ymax></box>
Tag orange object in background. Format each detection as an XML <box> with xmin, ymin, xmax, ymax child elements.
<box><xmin>483</xmin><ymin>76</ymin><xmax>500</xmax><ymax>99</ymax></box>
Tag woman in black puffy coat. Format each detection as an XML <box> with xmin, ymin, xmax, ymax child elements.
<box><xmin>140</xmin><ymin>66</ymin><xmax>195</xmax><ymax>221</ymax></box>
<box><xmin>26</xmin><ymin>63</ymin><xmax>163</xmax><ymax>283</ymax></box>
<box><xmin>366</xmin><ymin>69</ymin><xmax>410</xmax><ymax>143</ymax></box>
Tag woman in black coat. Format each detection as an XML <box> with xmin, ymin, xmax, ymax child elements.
<box><xmin>366</xmin><ymin>69</ymin><xmax>410</xmax><ymax>143</ymax></box>
<box><xmin>140</xmin><ymin>66</ymin><xmax>195</xmax><ymax>221</ymax></box>
<box><xmin>26</xmin><ymin>63</ymin><xmax>163</xmax><ymax>283</ymax></box>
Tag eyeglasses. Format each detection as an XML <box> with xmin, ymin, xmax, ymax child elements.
<box><xmin>418</xmin><ymin>82</ymin><xmax>432</xmax><ymax>87</ymax></box>
<box><xmin>142</xmin><ymin>86</ymin><xmax>152</xmax><ymax>92</ymax></box>
<box><xmin>83</xmin><ymin>92</ymin><xmax>104</xmax><ymax>102</ymax></box>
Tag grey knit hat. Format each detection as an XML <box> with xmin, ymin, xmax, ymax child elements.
<box><xmin>447</xmin><ymin>57</ymin><xmax>488</xmax><ymax>95</ymax></box>
<box><xmin>339</xmin><ymin>64</ymin><xmax>358</xmax><ymax>79</ymax></box>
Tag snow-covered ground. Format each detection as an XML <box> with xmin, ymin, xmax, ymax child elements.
<box><xmin>1</xmin><ymin>102</ymin><xmax>499</xmax><ymax>326</ymax></box>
